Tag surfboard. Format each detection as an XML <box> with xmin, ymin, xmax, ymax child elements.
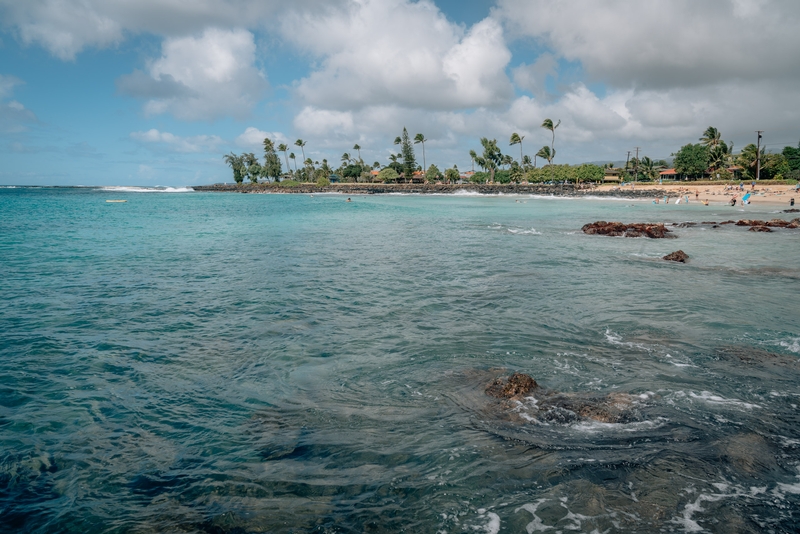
<box><xmin>106</xmin><ymin>200</ymin><xmax>127</xmax><ymax>203</ymax></box>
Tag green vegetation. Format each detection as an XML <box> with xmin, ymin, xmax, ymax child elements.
<box><xmin>425</xmin><ymin>164</ymin><xmax>442</xmax><ymax>182</ymax></box>
<box><xmin>673</xmin><ymin>143</ymin><xmax>709</xmax><ymax>178</ymax></box>
<box><xmin>378</xmin><ymin>167</ymin><xmax>399</xmax><ymax>183</ymax></box>
<box><xmin>221</xmin><ymin>122</ymin><xmax>798</xmax><ymax>187</ymax></box>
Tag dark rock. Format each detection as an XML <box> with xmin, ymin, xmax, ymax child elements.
<box><xmin>663</xmin><ymin>250</ymin><xmax>689</xmax><ymax>263</ymax></box>
<box><xmin>719</xmin><ymin>220</ymin><xmax>736</xmax><ymax>225</ymax></box>
<box><xmin>582</xmin><ymin>221</ymin><xmax>673</xmax><ymax>239</ymax></box>
<box><xmin>766</xmin><ymin>219</ymin><xmax>791</xmax><ymax>228</ymax></box>
<box><xmin>701</xmin><ymin>221</ymin><xmax>717</xmax><ymax>225</ymax></box>
<box><xmin>485</xmin><ymin>372</ymin><xmax>538</xmax><ymax>399</ymax></box>
<box><xmin>749</xmin><ymin>225</ymin><xmax>772</xmax><ymax>232</ymax></box>
<box><xmin>784</xmin><ymin>208</ymin><xmax>800</xmax><ymax>213</ymax></box>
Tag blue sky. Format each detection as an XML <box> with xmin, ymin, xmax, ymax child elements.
<box><xmin>1</xmin><ymin>0</ymin><xmax>799</xmax><ymax>186</ymax></box>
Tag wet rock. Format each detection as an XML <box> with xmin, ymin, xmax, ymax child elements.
<box><xmin>701</xmin><ymin>221</ymin><xmax>717</xmax><ymax>225</ymax></box>
<box><xmin>784</xmin><ymin>208</ymin><xmax>800</xmax><ymax>213</ymax></box>
<box><xmin>581</xmin><ymin>221</ymin><xmax>674</xmax><ymax>239</ymax></box>
<box><xmin>716</xmin><ymin>433</ymin><xmax>777</xmax><ymax>476</ymax></box>
<box><xmin>485</xmin><ymin>373</ymin><xmax>638</xmax><ymax>424</ymax></box>
<box><xmin>663</xmin><ymin>250</ymin><xmax>688</xmax><ymax>263</ymax></box>
<box><xmin>766</xmin><ymin>218</ymin><xmax>793</xmax><ymax>228</ymax></box>
<box><xmin>749</xmin><ymin>225</ymin><xmax>772</xmax><ymax>232</ymax></box>
<box><xmin>736</xmin><ymin>219</ymin><xmax>764</xmax><ymax>226</ymax></box>
<box><xmin>719</xmin><ymin>220</ymin><xmax>736</xmax><ymax>225</ymax></box>
<box><xmin>485</xmin><ymin>372</ymin><xmax>538</xmax><ymax>400</ymax></box>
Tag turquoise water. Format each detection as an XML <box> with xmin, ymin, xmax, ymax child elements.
<box><xmin>1</xmin><ymin>186</ymin><xmax>800</xmax><ymax>533</ymax></box>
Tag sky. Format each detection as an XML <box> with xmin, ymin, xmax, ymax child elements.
<box><xmin>1</xmin><ymin>0</ymin><xmax>799</xmax><ymax>186</ymax></box>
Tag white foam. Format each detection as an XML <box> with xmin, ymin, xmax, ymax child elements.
<box><xmin>688</xmin><ymin>391</ymin><xmax>761</xmax><ymax>409</ymax></box>
<box><xmin>570</xmin><ymin>417</ymin><xmax>667</xmax><ymax>434</ymax></box>
<box><xmin>472</xmin><ymin>510</ymin><xmax>501</xmax><ymax>533</ymax></box>
<box><xmin>452</xmin><ymin>189</ymin><xmax>484</xmax><ymax>196</ymax></box>
<box><xmin>516</xmin><ymin>499</ymin><xmax>552</xmax><ymax>532</ymax></box>
<box><xmin>507</xmin><ymin>227</ymin><xmax>542</xmax><ymax>235</ymax></box>
<box><xmin>604</xmin><ymin>329</ymin><xmax>655</xmax><ymax>353</ymax></box>
<box><xmin>100</xmin><ymin>186</ymin><xmax>193</xmax><ymax>193</ymax></box>
<box><xmin>779</xmin><ymin>338</ymin><xmax>800</xmax><ymax>353</ymax></box>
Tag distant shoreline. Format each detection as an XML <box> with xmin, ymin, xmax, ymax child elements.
<box><xmin>191</xmin><ymin>182</ymin><xmax>665</xmax><ymax>199</ymax></box>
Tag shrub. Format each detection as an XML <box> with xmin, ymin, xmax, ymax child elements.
<box><xmin>378</xmin><ymin>167</ymin><xmax>399</xmax><ymax>183</ymax></box>
<box><xmin>316</xmin><ymin>177</ymin><xmax>331</xmax><ymax>187</ymax></box>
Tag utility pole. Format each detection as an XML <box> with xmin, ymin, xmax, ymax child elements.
<box><xmin>755</xmin><ymin>131</ymin><xmax>763</xmax><ymax>181</ymax></box>
<box><xmin>633</xmin><ymin>147</ymin><xmax>640</xmax><ymax>182</ymax></box>
<box><xmin>625</xmin><ymin>151</ymin><xmax>631</xmax><ymax>182</ymax></box>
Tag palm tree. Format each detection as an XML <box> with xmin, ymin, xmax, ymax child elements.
<box><xmin>294</xmin><ymin>139</ymin><xmax>307</xmax><ymax>162</ymax></box>
<box><xmin>510</xmin><ymin>132</ymin><xmax>525</xmax><ymax>165</ymax></box>
<box><xmin>536</xmin><ymin>146</ymin><xmax>554</xmax><ymax>167</ymax></box>
<box><xmin>502</xmin><ymin>154</ymin><xmax>514</xmax><ymax>170</ymax></box>
<box><xmin>353</xmin><ymin>144</ymin><xmax>362</xmax><ymax>163</ymax></box>
<box><xmin>699</xmin><ymin>127</ymin><xmax>721</xmax><ymax>148</ymax></box>
<box><xmin>413</xmin><ymin>133</ymin><xmax>427</xmax><ymax>171</ymax></box>
<box><xmin>277</xmin><ymin>143</ymin><xmax>290</xmax><ymax>176</ymax></box>
<box><xmin>540</xmin><ymin>118</ymin><xmax>560</xmax><ymax>181</ymax></box>
<box><xmin>289</xmin><ymin>152</ymin><xmax>297</xmax><ymax>173</ymax></box>
<box><xmin>341</xmin><ymin>152</ymin><xmax>351</xmax><ymax>166</ymax></box>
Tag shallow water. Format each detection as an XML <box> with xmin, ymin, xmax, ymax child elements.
<box><xmin>1</xmin><ymin>187</ymin><xmax>800</xmax><ymax>533</ymax></box>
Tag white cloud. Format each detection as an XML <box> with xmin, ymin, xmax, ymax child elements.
<box><xmin>0</xmin><ymin>75</ymin><xmax>37</xmax><ymax>133</ymax></box>
<box><xmin>235</xmin><ymin>127</ymin><xmax>287</xmax><ymax>148</ymax></box>
<box><xmin>130</xmin><ymin>129</ymin><xmax>223</xmax><ymax>153</ymax></box>
<box><xmin>117</xmin><ymin>28</ymin><xmax>267</xmax><ymax>121</ymax></box>
<box><xmin>282</xmin><ymin>0</ymin><xmax>513</xmax><ymax>111</ymax></box>
<box><xmin>496</xmin><ymin>0</ymin><xmax>800</xmax><ymax>89</ymax></box>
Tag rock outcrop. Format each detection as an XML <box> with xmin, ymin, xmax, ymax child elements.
<box><xmin>581</xmin><ymin>221</ymin><xmax>673</xmax><ymax>238</ymax></box>
<box><xmin>485</xmin><ymin>373</ymin><xmax>638</xmax><ymax>424</ymax></box>
<box><xmin>663</xmin><ymin>250</ymin><xmax>688</xmax><ymax>263</ymax></box>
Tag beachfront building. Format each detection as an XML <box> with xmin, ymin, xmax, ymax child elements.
<box><xmin>660</xmin><ymin>165</ymin><xmax>744</xmax><ymax>181</ymax></box>
<box><xmin>602</xmin><ymin>168</ymin><xmax>623</xmax><ymax>183</ymax></box>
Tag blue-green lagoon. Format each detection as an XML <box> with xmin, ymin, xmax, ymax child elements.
<box><xmin>2</xmin><ymin>186</ymin><xmax>800</xmax><ymax>532</ymax></box>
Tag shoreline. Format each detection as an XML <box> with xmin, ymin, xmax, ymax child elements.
<box><xmin>191</xmin><ymin>181</ymin><xmax>799</xmax><ymax>208</ymax></box>
<box><xmin>191</xmin><ymin>182</ymin><xmax>665</xmax><ymax>200</ymax></box>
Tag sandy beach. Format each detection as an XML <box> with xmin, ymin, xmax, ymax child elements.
<box><xmin>597</xmin><ymin>182</ymin><xmax>799</xmax><ymax>208</ymax></box>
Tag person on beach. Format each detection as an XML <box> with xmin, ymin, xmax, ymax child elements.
<box><xmin>653</xmin><ymin>198</ymin><xmax>659</xmax><ymax>204</ymax></box>
<box><xmin>791</xmin><ymin>198</ymin><xmax>795</xmax><ymax>207</ymax></box>
<box><xmin>695</xmin><ymin>191</ymin><xmax>699</xmax><ymax>200</ymax></box>
<box><xmin>702</xmin><ymin>199</ymin><xmax>709</xmax><ymax>206</ymax></box>
<box><xmin>730</xmin><ymin>197</ymin><xmax>737</xmax><ymax>206</ymax></box>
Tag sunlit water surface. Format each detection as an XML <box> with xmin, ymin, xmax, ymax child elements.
<box><xmin>1</xmin><ymin>187</ymin><xmax>800</xmax><ymax>533</ymax></box>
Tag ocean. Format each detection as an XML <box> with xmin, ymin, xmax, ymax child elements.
<box><xmin>1</xmin><ymin>186</ymin><xmax>799</xmax><ymax>533</ymax></box>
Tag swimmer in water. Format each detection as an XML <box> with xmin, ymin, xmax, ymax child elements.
<box><xmin>346</xmin><ymin>198</ymin><xmax>351</xmax><ymax>202</ymax></box>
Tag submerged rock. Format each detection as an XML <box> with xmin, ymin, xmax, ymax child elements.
<box><xmin>749</xmin><ymin>225</ymin><xmax>772</xmax><ymax>232</ymax></box>
<box><xmin>663</xmin><ymin>250</ymin><xmax>689</xmax><ymax>263</ymax></box>
<box><xmin>581</xmin><ymin>221</ymin><xmax>673</xmax><ymax>239</ymax></box>
<box><xmin>485</xmin><ymin>373</ymin><xmax>638</xmax><ymax>424</ymax></box>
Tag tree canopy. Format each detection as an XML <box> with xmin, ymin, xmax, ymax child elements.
<box><xmin>673</xmin><ymin>143</ymin><xmax>709</xmax><ymax>177</ymax></box>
